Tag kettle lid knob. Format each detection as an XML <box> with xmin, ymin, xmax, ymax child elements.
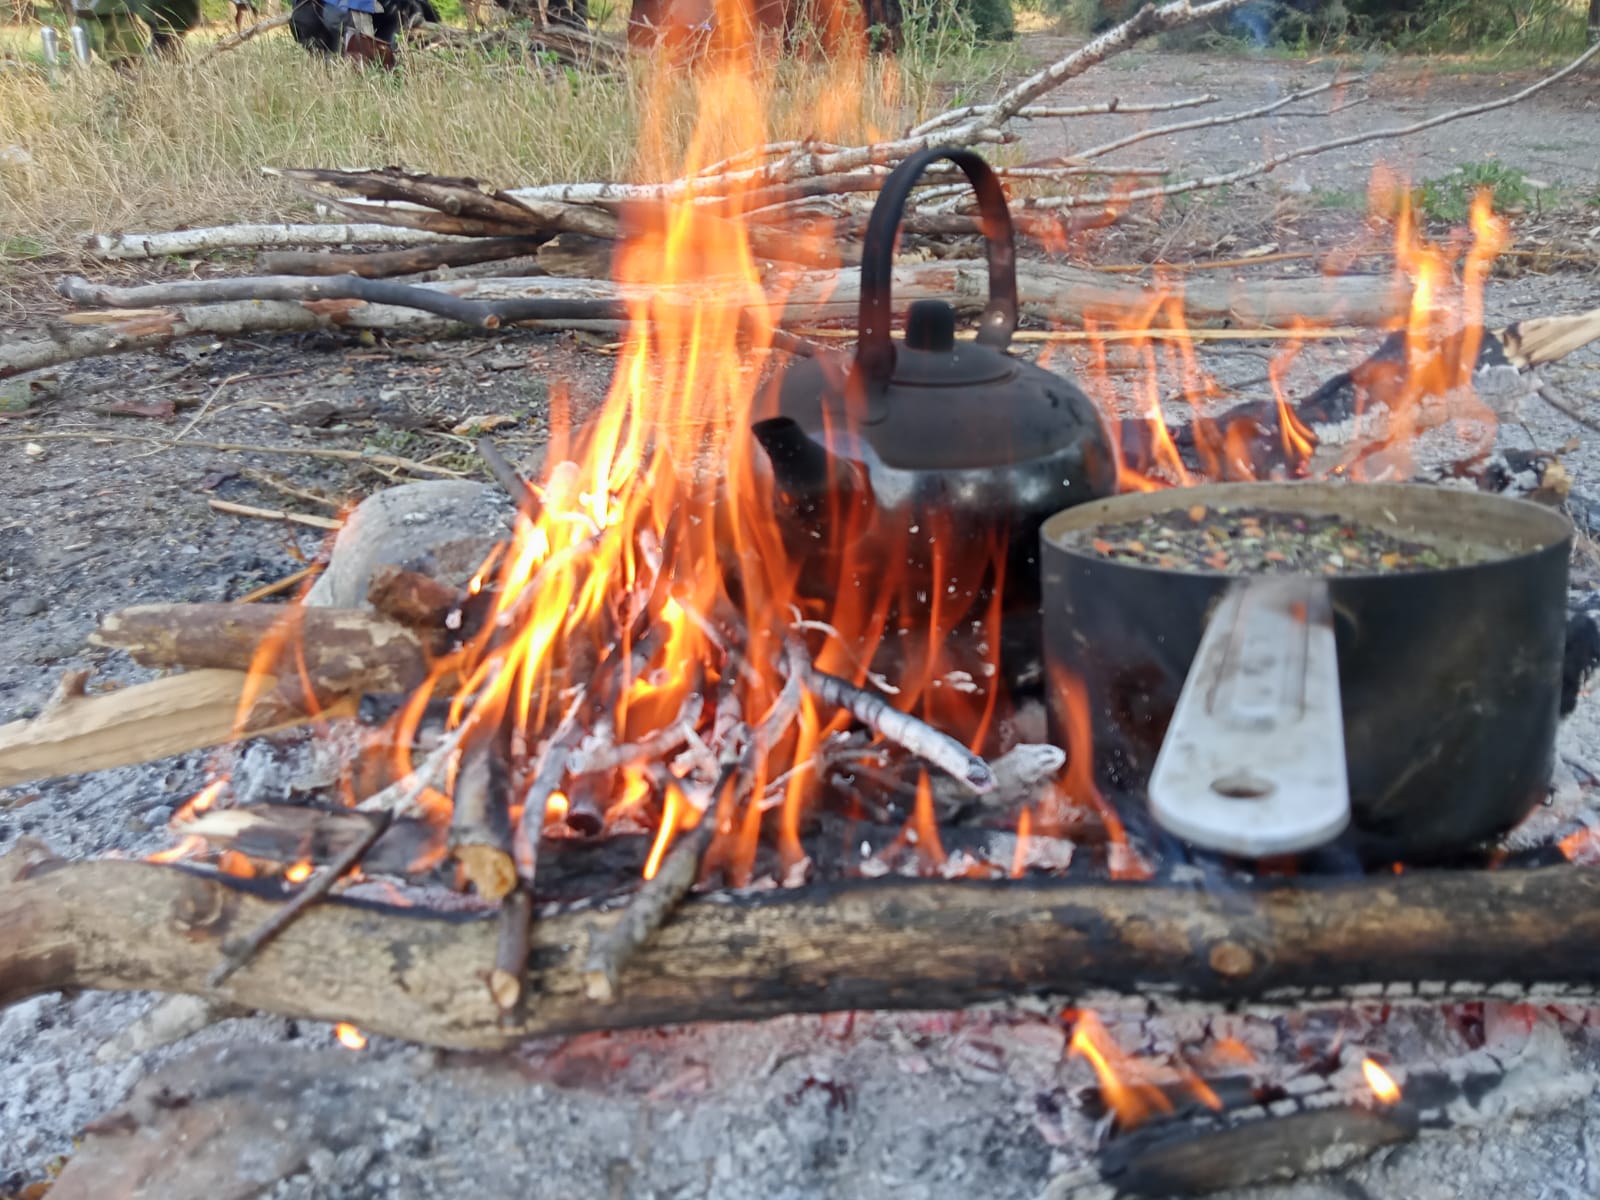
<box><xmin>905</xmin><ymin>299</ymin><xmax>956</xmax><ymax>353</ymax></box>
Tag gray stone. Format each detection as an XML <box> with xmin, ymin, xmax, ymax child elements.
<box><xmin>303</xmin><ymin>481</ymin><xmax>512</xmax><ymax>609</ymax></box>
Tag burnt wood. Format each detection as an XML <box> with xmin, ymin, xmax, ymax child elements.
<box><xmin>6</xmin><ymin>844</ymin><xmax>1600</xmax><ymax>1051</ymax></box>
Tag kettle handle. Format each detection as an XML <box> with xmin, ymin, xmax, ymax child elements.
<box><xmin>853</xmin><ymin>146</ymin><xmax>1019</xmax><ymax>388</ymax></box>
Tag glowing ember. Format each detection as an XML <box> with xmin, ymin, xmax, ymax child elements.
<box><xmin>1362</xmin><ymin>1057</ymin><xmax>1401</xmax><ymax>1104</ymax></box>
<box><xmin>285</xmin><ymin>860</ymin><xmax>314</xmax><ymax>884</ymax></box>
<box><xmin>334</xmin><ymin>1022</ymin><xmax>368</xmax><ymax>1051</ymax></box>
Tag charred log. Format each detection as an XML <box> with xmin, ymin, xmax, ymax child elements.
<box><xmin>9</xmin><ymin>846</ymin><xmax>1600</xmax><ymax>1050</ymax></box>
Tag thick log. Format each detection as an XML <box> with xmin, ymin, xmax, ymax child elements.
<box><xmin>5</xmin><ymin>848</ymin><xmax>1600</xmax><ymax>1051</ymax></box>
<box><xmin>91</xmin><ymin>603</ymin><xmax>434</xmax><ymax>694</ymax></box>
<box><xmin>0</xmin><ymin>670</ymin><xmax>351</xmax><ymax>788</ymax></box>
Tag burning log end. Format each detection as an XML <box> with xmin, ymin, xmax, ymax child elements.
<box><xmin>1083</xmin><ymin>1101</ymin><xmax>1418</xmax><ymax>1199</ymax></box>
<box><xmin>366</xmin><ymin>565</ymin><xmax>463</xmax><ymax>634</ymax></box>
<box><xmin>448</xmin><ymin>735</ymin><xmax>517</xmax><ymax>901</ymax></box>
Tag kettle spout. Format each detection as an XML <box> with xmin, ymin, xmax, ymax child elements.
<box><xmin>751</xmin><ymin>417</ymin><xmax>850</xmax><ymax>519</ymax></box>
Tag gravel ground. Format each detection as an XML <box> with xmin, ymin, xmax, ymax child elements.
<box><xmin>4</xmin><ymin>40</ymin><xmax>1600</xmax><ymax>1200</ymax></box>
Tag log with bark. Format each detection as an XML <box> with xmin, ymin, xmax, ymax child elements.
<box><xmin>12</xmin><ymin>262</ymin><xmax>1411</xmax><ymax>381</ymax></box>
<box><xmin>6</xmin><ymin>843</ymin><xmax>1600</xmax><ymax>1050</ymax></box>
<box><xmin>90</xmin><ymin>603</ymin><xmax>436</xmax><ymax>694</ymax></box>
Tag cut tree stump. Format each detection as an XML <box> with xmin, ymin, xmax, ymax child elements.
<box><xmin>5</xmin><ymin>845</ymin><xmax>1600</xmax><ymax>1050</ymax></box>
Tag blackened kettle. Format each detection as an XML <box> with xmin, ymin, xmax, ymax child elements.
<box><xmin>752</xmin><ymin>146</ymin><xmax>1117</xmax><ymax>655</ymax></box>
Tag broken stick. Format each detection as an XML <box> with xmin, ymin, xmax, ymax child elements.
<box><xmin>580</xmin><ymin>761</ymin><xmax>739</xmax><ymax>1004</ymax></box>
<box><xmin>489</xmin><ymin>887</ymin><xmax>534</xmax><ymax>1013</ymax></box>
<box><xmin>207</xmin><ymin>810</ymin><xmax>392</xmax><ymax>987</ymax></box>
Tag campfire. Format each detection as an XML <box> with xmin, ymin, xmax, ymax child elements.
<box><xmin>8</xmin><ymin>2</ymin><xmax>1600</xmax><ymax>1196</ymax></box>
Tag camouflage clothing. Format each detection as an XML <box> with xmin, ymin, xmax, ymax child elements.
<box><xmin>58</xmin><ymin>0</ymin><xmax>200</xmax><ymax>60</ymax></box>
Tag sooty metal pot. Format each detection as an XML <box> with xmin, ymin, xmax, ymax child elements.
<box><xmin>1040</xmin><ymin>481</ymin><xmax>1573</xmax><ymax>862</ymax></box>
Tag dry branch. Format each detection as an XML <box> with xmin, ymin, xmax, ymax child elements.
<box><xmin>580</xmin><ymin>785</ymin><xmax>721</xmax><ymax>1003</ymax></box>
<box><xmin>448</xmin><ymin>733</ymin><xmax>517</xmax><ymax>901</ymax></box>
<box><xmin>257</xmin><ymin>236</ymin><xmax>550</xmax><ymax>278</ymax></box>
<box><xmin>20</xmin><ymin>260</ymin><xmax>1408</xmax><ymax>381</ymax></box>
<box><xmin>206</xmin><ymin>810</ymin><xmax>391</xmax><ymax>987</ymax></box>
<box><xmin>0</xmin><ymin>670</ymin><xmax>353</xmax><ymax>788</ymax></box>
<box><xmin>8</xmin><ymin>848</ymin><xmax>1600</xmax><ymax>1050</ymax></box>
<box><xmin>1025</xmin><ymin>41</ymin><xmax>1600</xmax><ymax>209</ymax></box>
<box><xmin>195</xmin><ymin>10</ymin><xmax>291</xmax><ymax>60</ymax></box>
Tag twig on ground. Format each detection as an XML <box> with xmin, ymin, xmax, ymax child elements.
<box><xmin>236</xmin><ymin>564</ymin><xmax>323</xmax><ymax>604</ymax></box>
<box><xmin>1023</xmin><ymin>42</ymin><xmax>1600</xmax><ymax>209</ymax></box>
<box><xmin>207</xmin><ymin>809</ymin><xmax>392</xmax><ymax>987</ymax></box>
<box><xmin>208</xmin><ymin>499</ymin><xmax>344</xmax><ymax>531</ymax></box>
<box><xmin>240</xmin><ymin>469</ymin><xmax>345</xmax><ymax>510</ymax></box>
<box><xmin>1073</xmin><ymin>76</ymin><xmax>1359</xmax><ymax>162</ymax></box>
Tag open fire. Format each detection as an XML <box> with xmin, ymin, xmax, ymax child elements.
<box><xmin>25</xmin><ymin>5</ymin><xmax>1591</xmax><ymax>1193</ymax></box>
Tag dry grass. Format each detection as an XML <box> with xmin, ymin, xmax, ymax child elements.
<box><xmin>0</xmin><ymin>27</ymin><xmax>965</xmax><ymax>256</ymax></box>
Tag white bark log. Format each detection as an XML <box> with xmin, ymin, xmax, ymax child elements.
<box><xmin>86</xmin><ymin>224</ymin><xmax>469</xmax><ymax>261</ymax></box>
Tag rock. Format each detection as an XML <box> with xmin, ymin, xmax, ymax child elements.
<box><xmin>303</xmin><ymin>481</ymin><xmax>511</xmax><ymax>609</ymax></box>
<box><xmin>49</xmin><ymin>1045</ymin><xmax>371</xmax><ymax>1200</ymax></box>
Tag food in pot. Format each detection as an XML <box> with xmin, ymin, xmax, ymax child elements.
<box><xmin>1077</xmin><ymin>505</ymin><xmax>1496</xmax><ymax>576</ymax></box>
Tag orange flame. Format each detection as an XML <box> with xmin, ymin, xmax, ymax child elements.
<box><xmin>285</xmin><ymin>860</ymin><xmax>314</xmax><ymax>884</ymax></box>
<box><xmin>335</xmin><ymin>1022</ymin><xmax>367</xmax><ymax>1051</ymax></box>
<box><xmin>1010</xmin><ymin>807</ymin><xmax>1032</xmax><ymax>879</ymax></box>
<box><xmin>1069</xmin><ymin>1011</ymin><xmax>1220</xmax><ymax>1130</ymax></box>
<box><xmin>1362</xmin><ymin>1057</ymin><xmax>1401</xmax><ymax>1104</ymax></box>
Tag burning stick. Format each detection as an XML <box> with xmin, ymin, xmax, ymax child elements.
<box><xmin>566</xmin><ymin>693</ymin><xmax>704</xmax><ymax>775</ymax></box>
<box><xmin>512</xmin><ymin>688</ymin><xmax>589</xmax><ymax>879</ymax></box>
<box><xmin>358</xmin><ymin>719</ymin><xmax>476</xmax><ymax>818</ymax></box>
<box><xmin>800</xmin><ymin>666</ymin><xmax>996</xmax><ymax>794</ymax></box>
<box><xmin>581</xmin><ymin>759</ymin><xmax>741</xmax><ymax>1003</ymax></box>
<box><xmin>447</xmin><ymin>730</ymin><xmax>517</xmax><ymax>901</ymax></box>
<box><xmin>488</xmin><ymin>886</ymin><xmax>534</xmax><ymax>1013</ymax></box>
<box><xmin>206</xmin><ymin>810</ymin><xmax>392</xmax><ymax>987</ymax></box>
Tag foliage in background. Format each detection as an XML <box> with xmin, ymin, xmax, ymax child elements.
<box><xmin>1046</xmin><ymin>0</ymin><xmax>1592</xmax><ymax>53</ymax></box>
<box><xmin>1413</xmin><ymin>161</ymin><xmax>1534</xmax><ymax>221</ymax></box>
<box><xmin>0</xmin><ymin>18</ymin><xmax>1005</xmax><ymax>248</ymax></box>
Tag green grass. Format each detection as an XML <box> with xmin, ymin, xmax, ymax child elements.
<box><xmin>1414</xmin><ymin>161</ymin><xmax>1534</xmax><ymax>221</ymax></box>
<box><xmin>0</xmin><ymin>20</ymin><xmax>991</xmax><ymax>258</ymax></box>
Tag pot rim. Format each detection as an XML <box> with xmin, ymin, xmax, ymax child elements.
<box><xmin>1040</xmin><ymin>480</ymin><xmax>1572</xmax><ymax>582</ymax></box>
